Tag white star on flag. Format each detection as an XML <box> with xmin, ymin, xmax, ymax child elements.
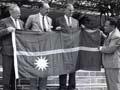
<box><xmin>34</xmin><ymin>56</ymin><xmax>49</xmax><ymax>71</ymax></box>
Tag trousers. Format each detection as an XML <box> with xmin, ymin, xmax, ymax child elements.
<box><xmin>2</xmin><ymin>55</ymin><xmax>15</xmax><ymax>90</ymax></box>
<box><xmin>30</xmin><ymin>77</ymin><xmax>47</xmax><ymax>90</ymax></box>
<box><xmin>105</xmin><ymin>68</ymin><xmax>120</xmax><ymax>90</ymax></box>
<box><xmin>59</xmin><ymin>72</ymin><xmax>76</xmax><ymax>90</ymax></box>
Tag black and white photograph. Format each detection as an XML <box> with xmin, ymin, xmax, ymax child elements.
<box><xmin>0</xmin><ymin>0</ymin><xmax>120</xmax><ymax>90</ymax></box>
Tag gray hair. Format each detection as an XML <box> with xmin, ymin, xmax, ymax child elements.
<box><xmin>8</xmin><ymin>4</ymin><xmax>19</xmax><ymax>12</ymax></box>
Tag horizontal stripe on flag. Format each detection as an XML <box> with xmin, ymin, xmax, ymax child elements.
<box><xmin>16</xmin><ymin>46</ymin><xmax>99</xmax><ymax>56</ymax></box>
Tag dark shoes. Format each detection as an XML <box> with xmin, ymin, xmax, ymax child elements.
<box><xmin>59</xmin><ymin>87</ymin><xmax>67</xmax><ymax>90</ymax></box>
<box><xmin>59</xmin><ymin>88</ymin><xmax>78</xmax><ymax>90</ymax></box>
<box><xmin>68</xmin><ymin>88</ymin><xmax>78</xmax><ymax>90</ymax></box>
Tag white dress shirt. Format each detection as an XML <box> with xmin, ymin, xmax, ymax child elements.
<box><xmin>64</xmin><ymin>15</ymin><xmax>72</xmax><ymax>27</ymax></box>
<box><xmin>39</xmin><ymin>13</ymin><xmax>49</xmax><ymax>31</ymax></box>
<box><xmin>10</xmin><ymin>16</ymin><xmax>21</xmax><ymax>29</ymax></box>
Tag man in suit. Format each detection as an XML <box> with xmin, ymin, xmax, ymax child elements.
<box><xmin>25</xmin><ymin>2</ymin><xmax>53</xmax><ymax>90</ymax></box>
<box><xmin>54</xmin><ymin>4</ymin><xmax>79</xmax><ymax>90</ymax></box>
<box><xmin>54</xmin><ymin>4</ymin><xmax>79</xmax><ymax>33</ymax></box>
<box><xmin>99</xmin><ymin>17</ymin><xmax>120</xmax><ymax>90</ymax></box>
<box><xmin>25</xmin><ymin>2</ymin><xmax>52</xmax><ymax>32</ymax></box>
<box><xmin>0</xmin><ymin>4</ymin><xmax>24</xmax><ymax>90</ymax></box>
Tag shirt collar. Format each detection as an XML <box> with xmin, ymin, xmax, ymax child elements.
<box><xmin>10</xmin><ymin>16</ymin><xmax>15</xmax><ymax>21</ymax></box>
<box><xmin>39</xmin><ymin>13</ymin><xmax>47</xmax><ymax>18</ymax></box>
<box><xmin>10</xmin><ymin>16</ymin><xmax>19</xmax><ymax>22</ymax></box>
<box><xmin>39</xmin><ymin>13</ymin><xmax>43</xmax><ymax>17</ymax></box>
<box><xmin>64</xmin><ymin>15</ymin><xmax>71</xmax><ymax>18</ymax></box>
<box><xmin>109</xmin><ymin>28</ymin><xmax>120</xmax><ymax>39</ymax></box>
<box><xmin>10</xmin><ymin>16</ymin><xmax>17</xmax><ymax>27</ymax></box>
<box><xmin>64</xmin><ymin>15</ymin><xmax>72</xmax><ymax>26</ymax></box>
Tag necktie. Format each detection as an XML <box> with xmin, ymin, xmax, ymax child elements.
<box><xmin>68</xmin><ymin>17</ymin><xmax>71</xmax><ymax>28</ymax></box>
<box><xmin>42</xmin><ymin>16</ymin><xmax>46</xmax><ymax>32</ymax></box>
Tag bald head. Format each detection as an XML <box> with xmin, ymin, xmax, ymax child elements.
<box><xmin>9</xmin><ymin>4</ymin><xmax>21</xmax><ymax>19</ymax></box>
<box><xmin>65</xmin><ymin>4</ymin><xmax>74</xmax><ymax>17</ymax></box>
<box><xmin>66</xmin><ymin>4</ymin><xmax>74</xmax><ymax>10</ymax></box>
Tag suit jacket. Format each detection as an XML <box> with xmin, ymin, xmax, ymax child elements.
<box><xmin>54</xmin><ymin>15</ymin><xmax>79</xmax><ymax>33</ymax></box>
<box><xmin>25</xmin><ymin>13</ymin><xmax>52</xmax><ymax>32</ymax></box>
<box><xmin>0</xmin><ymin>17</ymin><xmax>24</xmax><ymax>55</ymax></box>
<box><xmin>101</xmin><ymin>28</ymin><xmax>120</xmax><ymax>68</ymax></box>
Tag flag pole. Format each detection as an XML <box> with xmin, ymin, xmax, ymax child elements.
<box><xmin>12</xmin><ymin>31</ymin><xmax>19</xmax><ymax>79</ymax></box>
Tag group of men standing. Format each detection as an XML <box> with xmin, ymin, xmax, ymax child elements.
<box><xmin>0</xmin><ymin>2</ymin><xmax>79</xmax><ymax>90</ymax></box>
<box><xmin>0</xmin><ymin>1</ymin><xmax>120</xmax><ymax>90</ymax></box>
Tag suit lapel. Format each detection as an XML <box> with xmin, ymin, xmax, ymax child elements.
<box><xmin>46</xmin><ymin>16</ymin><xmax>50</xmax><ymax>26</ymax></box>
<box><xmin>62</xmin><ymin>16</ymin><xmax>68</xmax><ymax>27</ymax></box>
<box><xmin>71</xmin><ymin>17</ymin><xmax>74</xmax><ymax>27</ymax></box>
<box><xmin>8</xmin><ymin>17</ymin><xmax>16</xmax><ymax>28</ymax></box>
<box><xmin>1</xmin><ymin>17</ymin><xmax>23</xmax><ymax>31</ymax></box>
<box><xmin>104</xmin><ymin>32</ymin><xmax>113</xmax><ymax>46</ymax></box>
<box><xmin>63</xmin><ymin>16</ymin><xmax>74</xmax><ymax>27</ymax></box>
<box><xmin>46</xmin><ymin>16</ymin><xmax>50</xmax><ymax>31</ymax></box>
<box><xmin>104</xmin><ymin>37</ymin><xmax>111</xmax><ymax>46</ymax></box>
<box><xmin>18</xmin><ymin>19</ymin><xmax>23</xmax><ymax>29</ymax></box>
<box><xmin>9</xmin><ymin>17</ymin><xmax>23</xmax><ymax>29</ymax></box>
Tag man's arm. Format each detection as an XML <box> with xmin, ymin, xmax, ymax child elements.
<box><xmin>99</xmin><ymin>45</ymin><xmax>119</xmax><ymax>53</ymax></box>
<box><xmin>76</xmin><ymin>19</ymin><xmax>80</xmax><ymax>31</ymax></box>
<box><xmin>99</xmin><ymin>38</ymin><xmax>120</xmax><ymax>53</ymax></box>
<box><xmin>100</xmin><ymin>30</ymin><xmax>107</xmax><ymax>39</ymax></box>
<box><xmin>48</xmin><ymin>17</ymin><xmax>53</xmax><ymax>31</ymax></box>
<box><xmin>0</xmin><ymin>20</ymin><xmax>15</xmax><ymax>38</ymax></box>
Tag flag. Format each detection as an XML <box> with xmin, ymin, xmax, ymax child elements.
<box><xmin>12</xmin><ymin>29</ymin><xmax>102</xmax><ymax>79</ymax></box>
<box><xmin>76</xmin><ymin>29</ymin><xmax>102</xmax><ymax>71</ymax></box>
<box><xmin>12</xmin><ymin>30</ymin><xmax>80</xmax><ymax>79</ymax></box>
